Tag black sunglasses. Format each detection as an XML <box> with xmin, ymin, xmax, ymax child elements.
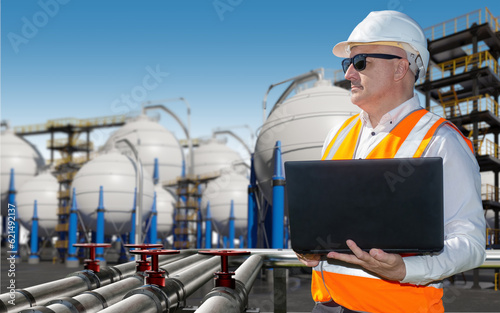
<box><xmin>341</xmin><ymin>53</ymin><xmax>402</xmax><ymax>73</ymax></box>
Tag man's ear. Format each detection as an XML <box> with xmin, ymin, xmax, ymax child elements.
<box><xmin>394</xmin><ymin>59</ymin><xmax>410</xmax><ymax>82</ymax></box>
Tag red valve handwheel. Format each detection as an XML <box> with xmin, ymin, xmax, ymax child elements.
<box><xmin>129</xmin><ymin>249</ymin><xmax>180</xmax><ymax>287</ymax></box>
<box><xmin>124</xmin><ymin>244</ymin><xmax>163</xmax><ymax>272</ymax></box>
<box><xmin>73</xmin><ymin>243</ymin><xmax>112</xmax><ymax>272</ymax></box>
<box><xmin>198</xmin><ymin>250</ymin><xmax>250</xmax><ymax>289</ymax></box>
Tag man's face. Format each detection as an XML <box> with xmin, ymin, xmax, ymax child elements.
<box><xmin>344</xmin><ymin>45</ymin><xmax>405</xmax><ymax>110</ymax></box>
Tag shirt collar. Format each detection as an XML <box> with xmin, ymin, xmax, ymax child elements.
<box><xmin>359</xmin><ymin>94</ymin><xmax>422</xmax><ymax>129</ymax></box>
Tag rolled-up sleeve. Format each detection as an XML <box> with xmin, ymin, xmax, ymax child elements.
<box><xmin>401</xmin><ymin>124</ymin><xmax>486</xmax><ymax>285</ymax></box>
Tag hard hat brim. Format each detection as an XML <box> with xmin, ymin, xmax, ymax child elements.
<box><xmin>332</xmin><ymin>41</ymin><xmax>418</xmax><ymax>58</ymax></box>
<box><xmin>332</xmin><ymin>41</ymin><xmax>350</xmax><ymax>58</ymax></box>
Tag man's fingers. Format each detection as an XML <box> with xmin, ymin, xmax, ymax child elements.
<box><xmin>346</xmin><ymin>239</ymin><xmax>367</xmax><ymax>259</ymax></box>
<box><xmin>370</xmin><ymin>248</ymin><xmax>396</xmax><ymax>265</ymax></box>
<box><xmin>327</xmin><ymin>251</ymin><xmax>359</xmax><ymax>264</ymax></box>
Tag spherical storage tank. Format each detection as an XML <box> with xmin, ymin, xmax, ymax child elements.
<box><xmin>104</xmin><ymin>115</ymin><xmax>184</xmax><ymax>183</ymax></box>
<box><xmin>71</xmin><ymin>150</ymin><xmax>155</xmax><ymax>235</ymax></box>
<box><xmin>16</xmin><ymin>172</ymin><xmax>59</xmax><ymax>237</ymax></box>
<box><xmin>201</xmin><ymin>170</ymin><xmax>248</xmax><ymax>236</ymax></box>
<box><xmin>254</xmin><ymin>79</ymin><xmax>359</xmax><ymax>202</ymax></box>
<box><xmin>192</xmin><ymin>138</ymin><xmax>244</xmax><ymax>176</ymax></box>
<box><xmin>154</xmin><ymin>185</ymin><xmax>175</xmax><ymax>235</ymax></box>
<box><xmin>1</xmin><ymin>129</ymin><xmax>45</xmax><ymax>215</ymax></box>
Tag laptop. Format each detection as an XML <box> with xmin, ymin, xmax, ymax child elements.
<box><xmin>285</xmin><ymin>157</ymin><xmax>444</xmax><ymax>254</ymax></box>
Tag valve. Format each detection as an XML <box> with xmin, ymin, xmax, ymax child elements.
<box><xmin>198</xmin><ymin>250</ymin><xmax>250</xmax><ymax>289</ymax></box>
<box><xmin>73</xmin><ymin>243</ymin><xmax>112</xmax><ymax>272</ymax></box>
<box><xmin>129</xmin><ymin>249</ymin><xmax>180</xmax><ymax>287</ymax></box>
<box><xmin>124</xmin><ymin>243</ymin><xmax>163</xmax><ymax>272</ymax></box>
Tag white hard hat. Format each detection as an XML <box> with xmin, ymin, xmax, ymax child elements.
<box><xmin>333</xmin><ymin>10</ymin><xmax>429</xmax><ymax>80</ymax></box>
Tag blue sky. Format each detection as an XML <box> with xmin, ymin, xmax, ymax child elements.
<box><xmin>2</xmin><ymin>0</ymin><xmax>500</xmax><ymax>160</ymax></box>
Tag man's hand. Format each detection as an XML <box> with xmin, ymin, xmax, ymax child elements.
<box><xmin>296</xmin><ymin>253</ymin><xmax>321</xmax><ymax>267</ymax></box>
<box><xmin>327</xmin><ymin>239</ymin><xmax>407</xmax><ymax>281</ymax></box>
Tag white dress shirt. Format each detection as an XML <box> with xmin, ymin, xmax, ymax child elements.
<box><xmin>322</xmin><ymin>94</ymin><xmax>486</xmax><ymax>285</ymax></box>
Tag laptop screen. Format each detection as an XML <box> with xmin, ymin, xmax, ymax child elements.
<box><xmin>285</xmin><ymin>157</ymin><xmax>444</xmax><ymax>254</ymax></box>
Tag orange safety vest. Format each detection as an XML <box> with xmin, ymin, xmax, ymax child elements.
<box><xmin>313</xmin><ymin>109</ymin><xmax>473</xmax><ymax>313</ymax></box>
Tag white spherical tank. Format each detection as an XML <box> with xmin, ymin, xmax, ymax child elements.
<box><xmin>254</xmin><ymin>80</ymin><xmax>359</xmax><ymax>202</ymax></box>
<box><xmin>201</xmin><ymin>170</ymin><xmax>248</xmax><ymax>235</ymax></box>
<box><xmin>104</xmin><ymin>115</ymin><xmax>184</xmax><ymax>183</ymax></box>
<box><xmin>192</xmin><ymin>138</ymin><xmax>244</xmax><ymax>176</ymax></box>
<box><xmin>16</xmin><ymin>172</ymin><xmax>58</xmax><ymax>237</ymax></box>
<box><xmin>154</xmin><ymin>185</ymin><xmax>175</xmax><ymax>234</ymax></box>
<box><xmin>1</xmin><ymin>129</ymin><xmax>45</xmax><ymax>215</ymax></box>
<box><xmin>71</xmin><ymin>150</ymin><xmax>155</xmax><ymax>235</ymax></box>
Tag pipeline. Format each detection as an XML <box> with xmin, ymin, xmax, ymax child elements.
<box><xmin>20</xmin><ymin>254</ymin><xmax>210</xmax><ymax>313</ymax></box>
<box><xmin>0</xmin><ymin>251</ymin><xmax>192</xmax><ymax>313</ymax></box>
<box><xmin>195</xmin><ymin>254</ymin><xmax>263</xmax><ymax>313</ymax></box>
<box><xmin>97</xmin><ymin>256</ymin><xmax>221</xmax><ymax>313</ymax></box>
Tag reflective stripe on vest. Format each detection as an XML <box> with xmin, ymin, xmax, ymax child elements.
<box><xmin>321</xmin><ymin>109</ymin><xmax>473</xmax><ymax>160</ymax></box>
<box><xmin>313</xmin><ymin>109</ymin><xmax>473</xmax><ymax>312</ymax></box>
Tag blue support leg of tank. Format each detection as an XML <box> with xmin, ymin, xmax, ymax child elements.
<box><xmin>118</xmin><ymin>234</ymin><xmax>129</xmax><ymax>263</ymax></box>
<box><xmin>148</xmin><ymin>192</ymin><xmax>158</xmax><ymax>244</ymax></box>
<box><xmin>272</xmin><ymin>141</ymin><xmax>285</xmax><ymax>249</ymax></box>
<box><xmin>29</xmin><ymin>200</ymin><xmax>40</xmax><ymax>264</ymax></box>
<box><xmin>196</xmin><ymin>210</ymin><xmax>202</xmax><ymax>249</ymax></box>
<box><xmin>96</xmin><ymin>186</ymin><xmax>106</xmax><ymax>263</ymax></box>
<box><xmin>247</xmin><ymin>153</ymin><xmax>258</xmax><ymax>248</ymax></box>
<box><xmin>153</xmin><ymin>158</ymin><xmax>159</xmax><ymax>185</ymax></box>
<box><xmin>205</xmin><ymin>202</ymin><xmax>212</xmax><ymax>249</ymax></box>
<box><xmin>66</xmin><ymin>188</ymin><xmax>79</xmax><ymax>267</ymax></box>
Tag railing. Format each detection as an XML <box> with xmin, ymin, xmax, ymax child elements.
<box><xmin>13</xmin><ymin>114</ymin><xmax>126</xmax><ymax>134</ymax></box>
<box><xmin>56</xmin><ymin>171</ymin><xmax>77</xmax><ymax>182</ymax></box>
<box><xmin>473</xmin><ymin>138</ymin><xmax>500</xmax><ymax>158</ymax></box>
<box><xmin>47</xmin><ymin>138</ymin><xmax>94</xmax><ymax>150</ymax></box>
<box><xmin>424</xmin><ymin>50</ymin><xmax>500</xmax><ymax>83</ymax></box>
<box><xmin>482</xmin><ymin>184</ymin><xmax>499</xmax><ymax>201</ymax></box>
<box><xmin>430</xmin><ymin>94</ymin><xmax>499</xmax><ymax>118</ymax></box>
<box><xmin>58</xmin><ymin>190</ymin><xmax>71</xmax><ymax>199</ymax></box>
<box><xmin>424</xmin><ymin>7</ymin><xmax>500</xmax><ymax>41</ymax></box>
<box><xmin>13</xmin><ymin>123</ymin><xmax>47</xmax><ymax>134</ymax></box>
<box><xmin>51</xmin><ymin>155</ymin><xmax>91</xmax><ymax>167</ymax></box>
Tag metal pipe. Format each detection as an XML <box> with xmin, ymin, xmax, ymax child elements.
<box><xmin>262</xmin><ymin>69</ymin><xmax>323</xmax><ymax>123</ymax></box>
<box><xmin>98</xmin><ymin>256</ymin><xmax>220</xmax><ymax>313</ymax></box>
<box><xmin>0</xmin><ymin>251</ymin><xmax>193</xmax><ymax>312</ymax></box>
<box><xmin>212</xmin><ymin>129</ymin><xmax>252</xmax><ymax>157</ymax></box>
<box><xmin>129</xmin><ymin>188</ymin><xmax>137</xmax><ymax>246</ymax></box>
<box><xmin>17</xmin><ymin>254</ymin><xmax>207</xmax><ymax>313</ymax></box>
<box><xmin>195</xmin><ymin>255</ymin><xmax>264</xmax><ymax>313</ymax></box>
<box><xmin>233</xmin><ymin>255</ymin><xmax>263</xmax><ymax>291</ymax></box>
<box><xmin>24</xmin><ymin>254</ymin><xmax>211</xmax><ymax>313</ymax></box>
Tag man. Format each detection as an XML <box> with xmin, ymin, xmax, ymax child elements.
<box><xmin>297</xmin><ymin>10</ymin><xmax>486</xmax><ymax>313</ymax></box>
